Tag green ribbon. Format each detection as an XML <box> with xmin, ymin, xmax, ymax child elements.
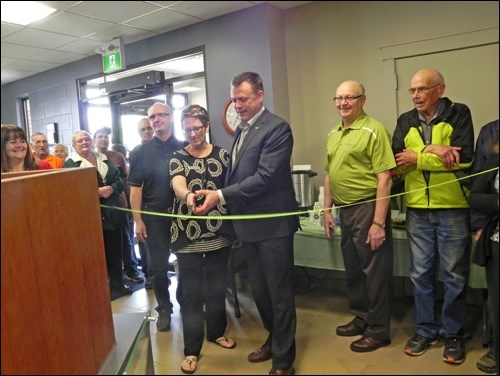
<box><xmin>101</xmin><ymin>167</ymin><xmax>498</xmax><ymax>220</ymax></box>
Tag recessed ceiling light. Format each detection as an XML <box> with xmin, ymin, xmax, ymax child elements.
<box><xmin>1</xmin><ymin>1</ymin><xmax>57</xmax><ymax>26</ymax></box>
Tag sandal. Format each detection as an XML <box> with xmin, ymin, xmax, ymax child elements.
<box><xmin>181</xmin><ymin>355</ymin><xmax>197</xmax><ymax>374</ymax></box>
<box><xmin>214</xmin><ymin>336</ymin><xmax>236</xmax><ymax>349</ymax></box>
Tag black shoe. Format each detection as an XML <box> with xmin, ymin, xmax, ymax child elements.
<box><xmin>248</xmin><ymin>345</ymin><xmax>272</xmax><ymax>362</ymax></box>
<box><xmin>404</xmin><ymin>333</ymin><xmax>439</xmax><ymax>356</ymax></box>
<box><xmin>350</xmin><ymin>335</ymin><xmax>391</xmax><ymax>352</ymax></box>
<box><xmin>336</xmin><ymin>318</ymin><xmax>366</xmax><ymax>336</ymax></box>
<box><xmin>110</xmin><ymin>285</ymin><xmax>133</xmax><ymax>300</ymax></box>
<box><xmin>125</xmin><ymin>270</ymin><xmax>144</xmax><ymax>283</ymax></box>
<box><xmin>156</xmin><ymin>311</ymin><xmax>171</xmax><ymax>332</ymax></box>
<box><xmin>443</xmin><ymin>335</ymin><xmax>465</xmax><ymax>364</ymax></box>
<box><xmin>476</xmin><ymin>349</ymin><xmax>496</xmax><ymax>373</ymax></box>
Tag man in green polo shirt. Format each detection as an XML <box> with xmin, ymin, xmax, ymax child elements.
<box><xmin>322</xmin><ymin>80</ymin><xmax>397</xmax><ymax>352</ymax></box>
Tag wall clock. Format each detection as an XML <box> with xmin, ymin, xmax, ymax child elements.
<box><xmin>222</xmin><ymin>99</ymin><xmax>239</xmax><ymax>135</ymax></box>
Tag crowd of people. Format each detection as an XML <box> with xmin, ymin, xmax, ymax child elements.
<box><xmin>1</xmin><ymin>69</ymin><xmax>498</xmax><ymax>375</ymax></box>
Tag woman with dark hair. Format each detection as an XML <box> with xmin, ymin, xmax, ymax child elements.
<box><xmin>170</xmin><ymin>105</ymin><xmax>236</xmax><ymax>374</ymax></box>
<box><xmin>1</xmin><ymin>124</ymin><xmax>51</xmax><ymax>172</ymax></box>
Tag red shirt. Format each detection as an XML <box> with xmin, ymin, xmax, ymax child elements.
<box><xmin>35</xmin><ymin>160</ymin><xmax>52</xmax><ymax>170</ymax></box>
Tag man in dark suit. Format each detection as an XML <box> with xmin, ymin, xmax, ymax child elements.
<box><xmin>194</xmin><ymin>72</ymin><xmax>299</xmax><ymax>375</ymax></box>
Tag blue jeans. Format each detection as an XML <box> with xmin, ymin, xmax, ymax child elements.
<box><xmin>143</xmin><ymin>215</ymin><xmax>174</xmax><ymax>315</ymax></box>
<box><xmin>138</xmin><ymin>240</ymin><xmax>151</xmax><ymax>278</ymax></box>
<box><xmin>122</xmin><ymin>218</ymin><xmax>139</xmax><ymax>275</ymax></box>
<box><xmin>406</xmin><ymin>208</ymin><xmax>471</xmax><ymax>338</ymax></box>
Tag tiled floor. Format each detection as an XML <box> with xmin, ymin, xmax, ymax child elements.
<box><xmin>111</xmin><ymin>273</ymin><xmax>488</xmax><ymax>375</ymax></box>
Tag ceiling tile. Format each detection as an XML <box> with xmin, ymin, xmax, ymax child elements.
<box><xmin>3</xmin><ymin>28</ymin><xmax>79</xmax><ymax>49</ymax></box>
<box><xmin>1</xmin><ymin>22</ymin><xmax>23</xmax><ymax>38</ymax></box>
<box><xmin>31</xmin><ymin>12</ymin><xmax>116</xmax><ymax>38</ymax></box>
<box><xmin>146</xmin><ymin>1</ymin><xmax>184</xmax><ymax>7</ymax></box>
<box><xmin>85</xmin><ymin>24</ymin><xmax>158</xmax><ymax>43</ymax></box>
<box><xmin>1</xmin><ymin>56</ymin><xmax>19</xmax><ymax>68</ymax></box>
<box><xmin>6</xmin><ymin>59</ymin><xmax>60</xmax><ymax>73</ymax></box>
<box><xmin>1</xmin><ymin>1</ymin><xmax>314</xmax><ymax>85</ymax></box>
<box><xmin>167</xmin><ymin>1</ymin><xmax>254</xmax><ymax>20</ymax></box>
<box><xmin>1</xmin><ymin>68</ymin><xmax>37</xmax><ymax>84</ymax></box>
<box><xmin>54</xmin><ymin>38</ymin><xmax>104</xmax><ymax>55</ymax></box>
<box><xmin>37</xmin><ymin>1</ymin><xmax>82</xmax><ymax>11</ymax></box>
<box><xmin>1</xmin><ymin>42</ymin><xmax>49</xmax><ymax>59</ymax></box>
<box><xmin>33</xmin><ymin>50</ymin><xmax>89</xmax><ymax>64</ymax></box>
<box><xmin>68</xmin><ymin>1</ymin><xmax>162</xmax><ymax>24</ymax></box>
<box><xmin>124</xmin><ymin>8</ymin><xmax>200</xmax><ymax>34</ymax></box>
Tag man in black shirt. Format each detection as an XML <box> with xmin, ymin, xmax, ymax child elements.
<box><xmin>128</xmin><ymin>102</ymin><xmax>187</xmax><ymax>331</ymax></box>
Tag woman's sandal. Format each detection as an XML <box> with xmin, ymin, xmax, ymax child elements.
<box><xmin>181</xmin><ymin>355</ymin><xmax>197</xmax><ymax>374</ymax></box>
<box><xmin>214</xmin><ymin>336</ymin><xmax>236</xmax><ymax>349</ymax></box>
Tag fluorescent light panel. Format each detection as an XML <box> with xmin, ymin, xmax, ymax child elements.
<box><xmin>175</xmin><ymin>86</ymin><xmax>201</xmax><ymax>93</ymax></box>
<box><xmin>1</xmin><ymin>1</ymin><xmax>56</xmax><ymax>26</ymax></box>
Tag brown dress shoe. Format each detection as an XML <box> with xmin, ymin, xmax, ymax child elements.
<box><xmin>248</xmin><ymin>344</ymin><xmax>272</xmax><ymax>362</ymax></box>
<box><xmin>350</xmin><ymin>335</ymin><xmax>391</xmax><ymax>352</ymax></box>
<box><xmin>269</xmin><ymin>366</ymin><xmax>295</xmax><ymax>375</ymax></box>
<box><xmin>336</xmin><ymin>319</ymin><xmax>366</xmax><ymax>337</ymax></box>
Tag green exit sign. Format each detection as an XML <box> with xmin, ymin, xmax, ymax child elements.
<box><xmin>102</xmin><ymin>51</ymin><xmax>123</xmax><ymax>74</ymax></box>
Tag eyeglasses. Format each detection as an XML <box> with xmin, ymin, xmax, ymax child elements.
<box><xmin>333</xmin><ymin>95</ymin><xmax>363</xmax><ymax>103</ymax></box>
<box><xmin>408</xmin><ymin>83</ymin><xmax>441</xmax><ymax>95</ymax></box>
<box><xmin>139</xmin><ymin>126</ymin><xmax>153</xmax><ymax>133</ymax></box>
<box><xmin>6</xmin><ymin>139</ymin><xmax>27</xmax><ymax>146</ymax></box>
<box><xmin>183</xmin><ymin>125</ymin><xmax>206</xmax><ymax>136</ymax></box>
<box><xmin>148</xmin><ymin>112</ymin><xmax>170</xmax><ymax>121</ymax></box>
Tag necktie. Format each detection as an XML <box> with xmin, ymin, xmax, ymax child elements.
<box><xmin>233</xmin><ymin>122</ymin><xmax>250</xmax><ymax>162</ymax></box>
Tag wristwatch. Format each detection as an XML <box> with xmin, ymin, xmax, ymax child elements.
<box><xmin>372</xmin><ymin>220</ymin><xmax>386</xmax><ymax>228</ymax></box>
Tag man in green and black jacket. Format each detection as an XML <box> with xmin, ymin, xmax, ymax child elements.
<box><xmin>392</xmin><ymin>68</ymin><xmax>474</xmax><ymax>365</ymax></box>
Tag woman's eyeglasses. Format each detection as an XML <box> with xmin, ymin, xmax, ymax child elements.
<box><xmin>183</xmin><ymin>125</ymin><xmax>206</xmax><ymax>136</ymax></box>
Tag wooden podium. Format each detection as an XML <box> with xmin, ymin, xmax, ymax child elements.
<box><xmin>1</xmin><ymin>168</ymin><xmax>115</xmax><ymax>375</ymax></box>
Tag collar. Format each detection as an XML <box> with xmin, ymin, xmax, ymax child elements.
<box><xmin>246</xmin><ymin>106</ymin><xmax>266</xmax><ymax>128</ymax></box>
<box><xmin>335</xmin><ymin>111</ymin><xmax>369</xmax><ymax>131</ymax></box>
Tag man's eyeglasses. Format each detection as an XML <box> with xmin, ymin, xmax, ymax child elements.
<box><xmin>6</xmin><ymin>139</ymin><xmax>27</xmax><ymax>146</ymax></box>
<box><xmin>408</xmin><ymin>83</ymin><xmax>441</xmax><ymax>95</ymax></box>
<box><xmin>333</xmin><ymin>95</ymin><xmax>363</xmax><ymax>103</ymax></box>
<box><xmin>148</xmin><ymin>112</ymin><xmax>170</xmax><ymax>121</ymax></box>
<box><xmin>139</xmin><ymin>126</ymin><xmax>153</xmax><ymax>133</ymax></box>
<box><xmin>183</xmin><ymin>125</ymin><xmax>206</xmax><ymax>136</ymax></box>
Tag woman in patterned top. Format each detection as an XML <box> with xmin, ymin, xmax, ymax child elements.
<box><xmin>169</xmin><ymin>104</ymin><xmax>236</xmax><ymax>374</ymax></box>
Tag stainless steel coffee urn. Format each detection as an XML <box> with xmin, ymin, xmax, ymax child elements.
<box><xmin>292</xmin><ymin>167</ymin><xmax>317</xmax><ymax>211</ymax></box>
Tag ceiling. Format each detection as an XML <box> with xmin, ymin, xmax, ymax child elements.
<box><xmin>1</xmin><ymin>1</ymin><xmax>313</xmax><ymax>86</ymax></box>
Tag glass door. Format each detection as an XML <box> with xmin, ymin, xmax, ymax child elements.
<box><xmin>77</xmin><ymin>50</ymin><xmax>207</xmax><ymax>150</ymax></box>
<box><xmin>108</xmin><ymin>81</ymin><xmax>171</xmax><ymax>151</ymax></box>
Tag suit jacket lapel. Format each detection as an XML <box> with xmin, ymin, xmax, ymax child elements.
<box><xmin>230</xmin><ymin>110</ymin><xmax>268</xmax><ymax>175</ymax></box>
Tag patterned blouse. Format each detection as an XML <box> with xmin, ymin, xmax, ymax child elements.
<box><xmin>169</xmin><ymin>145</ymin><xmax>234</xmax><ymax>253</ymax></box>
